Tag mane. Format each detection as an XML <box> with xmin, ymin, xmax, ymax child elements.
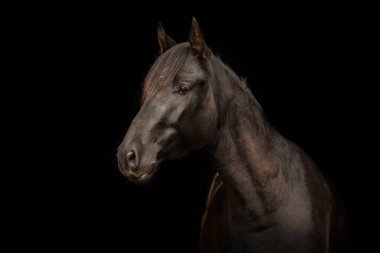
<box><xmin>210</xmin><ymin>55</ymin><xmax>263</xmax><ymax>112</ymax></box>
<box><xmin>142</xmin><ymin>43</ymin><xmax>190</xmax><ymax>103</ymax></box>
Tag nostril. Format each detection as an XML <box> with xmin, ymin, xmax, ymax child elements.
<box><xmin>127</xmin><ymin>150</ymin><xmax>137</xmax><ymax>169</ymax></box>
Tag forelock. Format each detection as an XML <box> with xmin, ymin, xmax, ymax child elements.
<box><xmin>142</xmin><ymin>43</ymin><xmax>190</xmax><ymax>103</ymax></box>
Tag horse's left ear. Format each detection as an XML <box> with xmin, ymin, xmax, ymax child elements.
<box><xmin>189</xmin><ymin>17</ymin><xmax>211</xmax><ymax>60</ymax></box>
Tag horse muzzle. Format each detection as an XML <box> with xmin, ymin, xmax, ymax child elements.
<box><xmin>117</xmin><ymin>144</ymin><xmax>160</xmax><ymax>184</ymax></box>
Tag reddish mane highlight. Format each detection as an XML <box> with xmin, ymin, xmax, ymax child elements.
<box><xmin>142</xmin><ymin>43</ymin><xmax>190</xmax><ymax>103</ymax></box>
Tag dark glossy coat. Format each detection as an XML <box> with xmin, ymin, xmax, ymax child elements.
<box><xmin>117</xmin><ymin>18</ymin><xmax>345</xmax><ymax>253</ymax></box>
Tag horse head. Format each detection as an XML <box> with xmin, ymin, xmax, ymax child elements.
<box><xmin>117</xmin><ymin>18</ymin><xmax>218</xmax><ymax>183</ymax></box>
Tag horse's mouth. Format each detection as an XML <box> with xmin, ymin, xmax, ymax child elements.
<box><xmin>129</xmin><ymin>170</ymin><xmax>154</xmax><ymax>183</ymax></box>
<box><xmin>122</xmin><ymin>162</ymin><xmax>158</xmax><ymax>184</ymax></box>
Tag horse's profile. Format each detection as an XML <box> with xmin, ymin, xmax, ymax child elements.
<box><xmin>117</xmin><ymin>18</ymin><xmax>345</xmax><ymax>253</ymax></box>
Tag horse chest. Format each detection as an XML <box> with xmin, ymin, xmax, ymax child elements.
<box><xmin>200</xmin><ymin>181</ymin><xmax>228</xmax><ymax>253</ymax></box>
<box><xmin>200</xmin><ymin>177</ymin><xmax>318</xmax><ymax>253</ymax></box>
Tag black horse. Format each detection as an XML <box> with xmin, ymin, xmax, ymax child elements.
<box><xmin>117</xmin><ymin>18</ymin><xmax>345</xmax><ymax>253</ymax></box>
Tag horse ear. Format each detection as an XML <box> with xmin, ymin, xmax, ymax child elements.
<box><xmin>189</xmin><ymin>17</ymin><xmax>210</xmax><ymax>60</ymax></box>
<box><xmin>157</xmin><ymin>22</ymin><xmax>177</xmax><ymax>54</ymax></box>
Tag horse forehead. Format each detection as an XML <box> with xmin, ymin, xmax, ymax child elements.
<box><xmin>177</xmin><ymin>57</ymin><xmax>205</xmax><ymax>79</ymax></box>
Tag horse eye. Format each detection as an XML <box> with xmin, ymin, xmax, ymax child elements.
<box><xmin>178</xmin><ymin>84</ymin><xmax>190</xmax><ymax>95</ymax></box>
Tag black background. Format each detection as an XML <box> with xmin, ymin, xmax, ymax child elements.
<box><xmin>12</xmin><ymin>4</ymin><xmax>373</xmax><ymax>252</ymax></box>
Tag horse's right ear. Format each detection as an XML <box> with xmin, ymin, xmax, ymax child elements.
<box><xmin>157</xmin><ymin>22</ymin><xmax>177</xmax><ymax>54</ymax></box>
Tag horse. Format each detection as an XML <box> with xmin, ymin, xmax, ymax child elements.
<box><xmin>117</xmin><ymin>18</ymin><xmax>345</xmax><ymax>253</ymax></box>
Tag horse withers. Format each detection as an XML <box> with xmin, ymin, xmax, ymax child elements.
<box><xmin>117</xmin><ymin>18</ymin><xmax>345</xmax><ymax>253</ymax></box>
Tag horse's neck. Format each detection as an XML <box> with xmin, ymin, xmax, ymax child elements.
<box><xmin>210</xmin><ymin>78</ymin><xmax>293</xmax><ymax>218</ymax></box>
